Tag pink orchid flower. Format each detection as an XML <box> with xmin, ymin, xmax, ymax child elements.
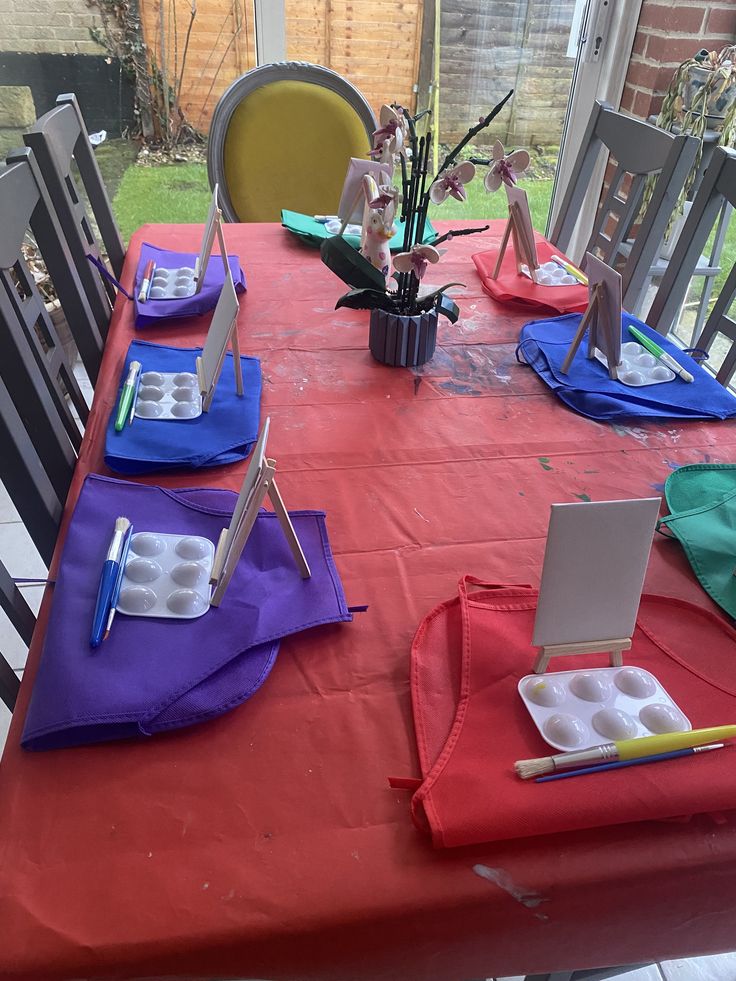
<box><xmin>368</xmin><ymin>185</ymin><xmax>399</xmax><ymax>210</ymax></box>
<box><xmin>484</xmin><ymin>140</ymin><xmax>530</xmax><ymax>192</ymax></box>
<box><xmin>372</xmin><ymin>105</ymin><xmax>408</xmax><ymax>155</ymax></box>
<box><xmin>429</xmin><ymin>161</ymin><xmax>476</xmax><ymax>204</ymax></box>
<box><xmin>393</xmin><ymin>244</ymin><xmax>441</xmax><ymax>281</ymax></box>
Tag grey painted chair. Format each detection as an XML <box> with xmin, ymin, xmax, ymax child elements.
<box><xmin>647</xmin><ymin>145</ymin><xmax>736</xmax><ymax>386</ymax></box>
<box><xmin>550</xmin><ymin>101</ymin><xmax>698</xmax><ymax>315</ymax></box>
<box><xmin>207</xmin><ymin>62</ymin><xmax>376</xmax><ymax>222</ymax></box>
<box><xmin>0</xmin><ymin>152</ymin><xmax>84</xmax><ymax>708</ymax></box>
<box><xmin>23</xmin><ymin>93</ymin><xmax>125</xmax><ymax>343</ymax></box>
<box><xmin>4</xmin><ymin>147</ymin><xmax>105</xmax><ymax>384</ymax></box>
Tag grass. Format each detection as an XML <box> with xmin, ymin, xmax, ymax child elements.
<box><xmin>113</xmin><ymin>163</ymin><xmax>213</xmax><ymax>242</ymax></box>
<box><xmin>111</xmin><ymin>158</ymin><xmax>735</xmax><ymax>304</ymax></box>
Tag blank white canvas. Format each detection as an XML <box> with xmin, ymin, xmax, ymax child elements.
<box><xmin>199</xmin><ymin>267</ymin><xmax>239</xmax><ymax>398</ymax></box>
<box><xmin>194</xmin><ymin>183</ymin><xmax>222</xmax><ymax>290</ymax></box>
<box><xmin>223</xmin><ymin>416</ymin><xmax>270</xmax><ymax>557</ymax></box>
<box><xmin>532</xmin><ymin>497</ymin><xmax>661</xmax><ymax>647</ymax></box>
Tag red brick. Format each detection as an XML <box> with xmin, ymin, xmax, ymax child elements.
<box><xmin>707</xmin><ymin>7</ymin><xmax>736</xmax><ymax>36</ymax></box>
<box><xmin>639</xmin><ymin>3</ymin><xmax>706</xmax><ymax>34</ymax></box>
<box><xmin>626</xmin><ymin>58</ymin><xmax>668</xmax><ymax>90</ymax></box>
<box><xmin>645</xmin><ymin>34</ymin><xmax>708</xmax><ymax>64</ymax></box>
<box><xmin>632</xmin><ymin>32</ymin><xmax>647</xmax><ymax>57</ymax></box>
<box><xmin>633</xmin><ymin>89</ymin><xmax>655</xmax><ymax>119</ymax></box>
<box><xmin>619</xmin><ymin>84</ymin><xmax>637</xmax><ymax>112</ymax></box>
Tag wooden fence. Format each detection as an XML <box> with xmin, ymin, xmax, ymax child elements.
<box><xmin>139</xmin><ymin>0</ymin><xmax>574</xmax><ymax>146</ymax></box>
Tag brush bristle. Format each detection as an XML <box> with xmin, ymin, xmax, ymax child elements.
<box><xmin>115</xmin><ymin>516</ymin><xmax>131</xmax><ymax>533</ymax></box>
<box><xmin>515</xmin><ymin>756</ymin><xmax>556</xmax><ymax>780</ymax></box>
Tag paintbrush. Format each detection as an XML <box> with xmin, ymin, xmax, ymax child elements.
<box><xmin>515</xmin><ymin>725</ymin><xmax>736</xmax><ymax>780</ymax></box>
<box><xmin>534</xmin><ymin>743</ymin><xmax>724</xmax><ymax>782</ymax></box>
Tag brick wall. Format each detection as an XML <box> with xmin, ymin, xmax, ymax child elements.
<box><xmin>621</xmin><ymin>0</ymin><xmax>736</xmax><ymax>122</ymax></box>
<box><xmin>1</xmin><ymin>0</ymin><xmax>105</xmax><ymax>55</ymax></box>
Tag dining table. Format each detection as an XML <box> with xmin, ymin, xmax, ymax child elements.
<box><xmin>2</xmin><ymin>219</ymin><xmax>736</xmax><ymax>981</ymax></box>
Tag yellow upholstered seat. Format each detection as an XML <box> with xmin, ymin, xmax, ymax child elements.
<box><xmin>208</xmin><ymin>64</ymin><xmax>376</xmax><ymax>223</ymax></box>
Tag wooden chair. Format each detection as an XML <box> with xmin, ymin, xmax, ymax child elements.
<box><xmin>550</xmin><ymin>101</ymin><xmax>698</xmax><ymax>315</ymax></box>
<box><xmin>207</xmin><ymin>62</ymin><xmax>376</xmax><ymax>222</ymax></box>
<box><xmin>0</xmin><ymin>154</ymin><xmax>85</xmax><ymax>708</ymax></box>
<box><xmin>647</xmin><ymin>146</ymin><xmax>736</xmax><ymax>386</ymax></box>
<box><xmin>4</xmin><ymin>147</ymin><xmax>105</xmax><ymax>384</ymax></box>
<box><xmin>23</xmin><ymin>93</ymin><xmax>125</xmax><ymax>345</ymax></box>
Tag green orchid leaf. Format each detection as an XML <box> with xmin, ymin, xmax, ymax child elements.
<box><xmin>320</xmin><ymin>237</ymin><xmax>387</xmax><ymax>291</ymax></box>
<box><xmin>436</xmin><ymin>293</ymin><xmax>460</xmax><ymax>323</ymax></box>
<box><xmin>415</xmin><ymin>283</ymin><xmax>466</xmax><ymax>312</ymax></box>
<box><xmin>336</xmin><ymin>289</ymin><xmax>398</xmax><ymax>312</ymax></box>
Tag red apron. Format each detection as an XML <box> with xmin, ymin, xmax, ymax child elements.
<box><xmin>473</xmin><ymin>238</ymin><xmax>589</xmax><ymax>314</ymax></box>
<box><xmin>405</xmin><ymin>577</ymin><xmax>736</xmax><ymax>848</ymax></box>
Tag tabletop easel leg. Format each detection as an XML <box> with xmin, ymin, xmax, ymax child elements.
<box><xmin>492</xmin><ymin>217</ymin><xmax>512</xmax><ymax>279</ymax></box>
<box><xmin>268</xmin><ymin>478</ymin><xmax>311</xmax><ymax>579</ymax></box>
<box><xmin>230</xmin><ymin>324</ymin><xmax>244</xmax><ymax>396</ymax></box>
<box><xmin>561</xmin><ymin>300</ymin><xmax>596</xmax><ymax>374</ymax></box>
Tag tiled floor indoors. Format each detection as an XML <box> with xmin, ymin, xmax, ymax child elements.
<box><xmin>1</xmin><ymin>367</ymin><xmax>735</xmax><ymax>981</ymax></box>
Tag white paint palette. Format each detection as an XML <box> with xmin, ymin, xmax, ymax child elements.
<box><xmin>148</xmin><ymin>266</ymin><xmax>197</xmax><ymax>300</ymax></box>
<box><xmin>522</xmin><ymin>261</ymin><xmax>577</xmax><ymax>286</ymax></box>
<box><xmin>594</xmin><ymin>340</ymin><xmax>676</xmax><ymax>387</ymax></box>
<box><xmin>134</xmin><ymin>371</ymin><xmax>202</xmax><ymax>421</ymax></box>
<box><xmin>518</xmin><ymin>666</ymin><xmax>691</xmax><ymax>751</ymax></box>
<box><xmin>117</xmin><ymin>531</ymin><xmax>215</xmax><ymax>620</ymax></box>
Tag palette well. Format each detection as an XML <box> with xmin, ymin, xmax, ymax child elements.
<box><xmin>518</xmin><ymin>666</ymin><xmax>691</xmax><ymax>751</ymax></box>
<box><xmin>594</xmin><ymin>340</ymin><xmax>676</xmax><ymax>387</ymax></box>
<box><xmin>117</xmin><ymin>531</ymin><xmax>215</xmax><ymax>620</ymax></box>
<box><xmin>134</xmin><ymin>371</ymin><xmax>202</xmax><ymax>421</ymax></box>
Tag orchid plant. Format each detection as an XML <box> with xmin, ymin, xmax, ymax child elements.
<box><xmin>320</xmin><ymin>90</ymin><xmax>515</xmax><ymax>322</ymax></box>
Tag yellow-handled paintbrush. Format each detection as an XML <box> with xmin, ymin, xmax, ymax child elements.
<box><xmin>516</xmin><ymin>725</ymin><xmax>736</xmax><ymax>780</ymax></box>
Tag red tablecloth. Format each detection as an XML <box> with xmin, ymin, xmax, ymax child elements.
<box><xmin>1</xmin><ymin>221</ymin><xmax>736</xmax><ymax>981</ymax></box>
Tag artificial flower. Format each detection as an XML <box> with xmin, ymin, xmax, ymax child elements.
<box><xmin>373</xmin><ymin>104</ymin><xmax>408</xmax><ymax>154</ymax></box>
<box><xmin>429</xmin><ymin>161</ymin><xmax>476</xmax><ymax>204</ymax></box>
<box><xmin>484</xmin><ymin>140</ymin><xmax>530</xmax><ymax>192</ymax></box>
<box><xmin>393</xmin><ymin>244</ymin><xmax>441</xmax><ymax>281</ymax></box>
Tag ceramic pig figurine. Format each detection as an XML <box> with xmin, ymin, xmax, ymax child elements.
<box><xmin>359</xmin><ymin>175</ymin><xmax>397</xmax><ymax>281</ymax></box>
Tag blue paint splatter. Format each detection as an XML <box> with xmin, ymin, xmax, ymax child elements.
<box><xmin>651</xmin><ymin>482</ymin><xmax>666</xmax><ymax>493</ymax></box>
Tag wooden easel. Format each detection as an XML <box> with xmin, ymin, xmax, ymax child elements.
<box><xmin>533</xmin><ymin>638</ymin><xmax>631</xmax><ymax>675</ymax></box>
<box><xmin>193</xmin><ymin>183</ymin><xmax>228</xmax><ymax>292</ymax></box>
<box><xmin>491</xmin><ymin>188</ymin><xmax>540</xmax><ymax>283</ymax></box>
<box><xmin>195</xmin><ymin>267</ymin><xmax>244</xmax><ymax>411</ymax></box>
<box><xmin>209</xmin><ymin>418</ymin><xmax>311</xmax><ymax>607</ymax></box>
<box><xmin>560</xmin><ymin>253</ymin><xmax>622</xmax><ymax>379</ymax></box>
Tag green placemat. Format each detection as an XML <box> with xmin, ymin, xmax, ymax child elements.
<box><xmin>281</xmin><ymin>210</ymin><xmax>437</xmax><ymax>251</ymax></box>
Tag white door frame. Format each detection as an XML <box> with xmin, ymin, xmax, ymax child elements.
<box><xmin>253</xmin><ymin>0</ymin><xmax>286</xmax><ymax>65</ymax></box>
<box><xmin>548</xmin><ymin>0</ymin><xmax>644</xmax><ymax>259</ymax></box>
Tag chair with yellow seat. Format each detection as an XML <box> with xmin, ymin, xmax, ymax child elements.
<box><xmin>207</xmin><ymin>62</ymin><xmax>376</xmax><ymax>222</ymax></box>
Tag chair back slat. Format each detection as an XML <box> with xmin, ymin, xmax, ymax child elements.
<box><xmin>55</xmin><ymin>94</ymin><xmax>126</xmax><ymax>277</ymax></box>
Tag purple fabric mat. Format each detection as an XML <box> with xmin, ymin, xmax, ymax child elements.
<box><xmin>134</xmin><ymin>243</ymin><xmax>246</xmax><ymax>327</ymax></box>
<box><xmin>22</xmin><ymin>475</ymin><xmax>352</xmax><ymax>750</ymax></box>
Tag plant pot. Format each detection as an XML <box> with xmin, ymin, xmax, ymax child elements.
<box><xmin>368</xmin><ymin>308</ymin><xmax>438</xmax><ymax>367</ymax></box>
<box><xmin>45</xmin><ymin>299</ymin><xmax>79</xmax><ymax>367</ymax></box>
<box><xmin>682</xmin><ymin>64</ymin><xmax>736</xmax><ymax>125</ymax></box>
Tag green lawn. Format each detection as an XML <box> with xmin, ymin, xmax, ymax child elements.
<box><xmin>112</xmin><ymin>160</ymin><xmax>735</xmax><ymax>302</ymax></box>
<box><xmin>113</xmin><ymin>163</ymin><xmax>213</xmax><ymax>242</ymax></box>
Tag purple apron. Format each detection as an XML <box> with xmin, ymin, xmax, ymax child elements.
<box><xmin>134</xmin><ymin>243</ymin><xmax>246</xmax><ymax>327</ymax></box>
<box><xmin>22</xmin><ymin>475</ymin><xmax>353</xmax><ymax>750</ymax></box>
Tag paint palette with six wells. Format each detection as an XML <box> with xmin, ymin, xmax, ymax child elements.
<box><xmin>134</xmin><ymin>371</ymin><xmax>203</xmax><ymax>421</ymax></box>
<box><xmin>117</xmin><ymin>532</ymin><xmax>215</xmax><ymax>620</ymax></box>
<box><xmin>522</xmin><ymin>261</ymin><xmax>578</xmax><ymax>287</ymax></box>
<box><xmin>594</xmin><ymin>340</ymin><xmax>676</xmax><ymax>387</ymax></box>
<box><xmin>518</xmin><ymin>666</ymin><xmax>691</xmax><ymax>751</ymax></box>
<box><xmin>148</xmin><ymin>266</ymin><xmax>198</xmax><ymax>300</ymax></box>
